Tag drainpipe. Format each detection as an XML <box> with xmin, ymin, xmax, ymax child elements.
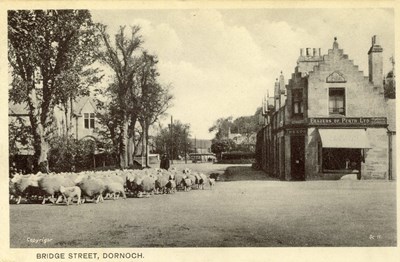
<box><xmin>387</xmin><ymin>128</ymin><xmax>393</xmax><ymax>180</ymax></box>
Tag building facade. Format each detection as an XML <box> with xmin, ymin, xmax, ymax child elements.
<box><xmin>9</xmin><ymin>96</ymin><xmax>101</xmax><ymax>172</ymax></box>
<box><xmin>256</xmin><ymin>36</ymin><xmax>395</xmax><ymax>180</ymax></box>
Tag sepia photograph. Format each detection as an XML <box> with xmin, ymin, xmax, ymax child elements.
<box><xmin>1</xmin><ymin>1</ymin><xmax>398</xmax><ymax>261</ymax></box>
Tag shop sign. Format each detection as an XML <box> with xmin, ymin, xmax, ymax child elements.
<box><xmin>285</xmin><ymin>129</ymin><xmax>307</xmax><ymax>136</ymax></box>
<box><xmin>308</xmin><ymin>117</ymin><xmax>387</xmax><ymax>126</ymax></box>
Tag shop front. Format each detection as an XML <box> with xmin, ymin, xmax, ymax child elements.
<box><xmin>306</xmin><ymin>117</ymin><xmax>388</xmax><ymax>180</ymax></box>
<box><xmin>319</xmin><ymin>128</ymin><xmax>371</xmax><ymax>179</ymax></box>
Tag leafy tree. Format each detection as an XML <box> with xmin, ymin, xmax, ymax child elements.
<box><xmin>208</xmin><ymin>116</ymin><xmax>233</xmax><ymax>139</ymax></box>
<box><xmin>384</xmin><ymin>72</ymin><xmax>395</xmax><ymax>99</ymax></box>
<box><xmin>210</xmin><ymin>138</ymin><xmax>235</xmax><ymax>160</ymax></box>
<box><xmin>8</xmin><ymin>10</ymin><xmax>99</xmax><ymax>172</ymax></box>
<box><xmin>48</xmin><ymin>136</ymin><xmax>97</xmax><ymax>173</ymax></box>
<box><xmin>9</xmin><ymin>116</ymin><xmax>32</xmax><ymax>158</ymax></box>
<box><xmin>97</xmin><ymin>25</ymin><xmax>143</xmax><ymax>168</ymax></box>
<box><xmin>136</xmin><ymin>52</ymin><xmax>173</xmax><ymax>166</ymax></box>
<box><xmin>154</xmin><ymin>121</ymin><xmax>191</xmax><ymax>160</ymax></box>
<box><xmin>97</xmin><ymin>26</ymin><xmax>172</xmax><ymax>168</ymax></box>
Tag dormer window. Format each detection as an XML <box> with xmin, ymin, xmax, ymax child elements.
<box><xmin>84</xmin><ymin>113</ymin><xmax>95</xmax><ymax>129</ymax></box>
<box><xmin>329</xmin><ymin>88</ymin><xmax>345</xmax><ymax>115</ymax></box>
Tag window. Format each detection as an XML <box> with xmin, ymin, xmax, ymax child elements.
<box><xmin>84</xmin><ymin>113</ymin><xmax>95</xmax><ymax>129</ymax></box>
<box><xmin>329</xmin><ymin>88</ymin><xmax>345</xmax><ymax>115</ymax></box>
<box><xmin>292</xmin><ymin>89</ymin><xmax>303</xmax><ymax>116</ymax></box>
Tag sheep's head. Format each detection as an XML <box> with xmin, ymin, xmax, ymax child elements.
<box><xmin>10</xmin><ymin>174</ymin><xmax>22</xmax><ymax>183</ymax></box>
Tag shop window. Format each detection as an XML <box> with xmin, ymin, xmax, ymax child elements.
<box><xmin>329</xmin><ymin>88</ymin><xmax>345</xmax><ymax>115</ymax></box>
<box><xmin>322</xmin><ymin>148</ymin><xmax>361</xmax><ymax>171</ymax></box>
<box><xmin>84</xmin><ymin>113</ymin><xmax>95</xmax><ymax>129</ymax></box>
<box><xmin>292</xmin><ymin>89</ymin><xmax>303</xmax><ymax>116</ymax></box>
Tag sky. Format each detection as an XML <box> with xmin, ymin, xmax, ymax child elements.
<box><xmin>90</xmin><ymin>8</ymin><xmax>394</xmax><ymax>139</ymax></box>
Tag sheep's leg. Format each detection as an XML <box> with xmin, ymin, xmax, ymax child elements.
<box><xmin>95</xmin><ymin>195</ymin><xmax>100</xmax><ymax>204</ymax></box>
<box><xmin>49</xmin><ymin>194</ymin><xmax>55</xmax><ymax>204</ymax></box>
<box><xmin>121</xmin><ymin>191</ymin><xmax>126</xmax><ymax>199</ymax></box>
<box><xmin>42</xmin><ymin>196</ymin><xmax>47</xmax><ymax>205</ymax></box>
<box><xmin>55</xmin><ymin>195</ymin><xmax>63</xmax><ymax>204</ymax></box>
<box><xmin>77</xmin><ymin>195</ymin><xmax>81</xmax><ymax>205</ymax></box>
<box><xmin>17</xmin><ymin>195</ymin><xmax>22</xmax><ymax>205</ymax></box>
<box><xmin>10</xmin><ymin>195</ymin><xmax>14</xmax><ymax>200</ymax></box>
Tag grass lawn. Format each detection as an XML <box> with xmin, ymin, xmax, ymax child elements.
<box><xmin>9</xmin><ymin>165</ymin><xmax>396</xmax><ymax>247</ymax></box>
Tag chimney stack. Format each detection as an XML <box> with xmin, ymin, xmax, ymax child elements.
<box><xmin>274</xmin><ymin>78</ymin><xmax>280</xmax><ymax>111</ymax></box>
<box><xmin>279</xmin><ymin>72</ymin><xmax>286</xmax><ymax>107</ymax></box>
<box><xmin>368</xmin><ymin>35</ymin><xmax>383</xmax><ymax>89</ymax></box>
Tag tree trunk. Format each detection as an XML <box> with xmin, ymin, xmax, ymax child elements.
<box><xmin>64</xmin><ymin>105</ymin><xmax>69</xmax><ymax>137</ymax></box>
<box><xmin>27</xmin><ymin>87</ymin><xmax>51</xmax><ymax>173</ymax></box>
<box><xmin>145</xmin><ymin>123</ymin><xmax>149</xmax><ymax>168</ymax></box>
<box><xmin>119</xmin><ymin>114</ymin><xmax>129</xmax><ymax>169</ymax></box>
<box><xmin>133</xmin><ymin>132</ymin><xmax>141</xmax><ymax>157</ymax></box>
<box><xmin>127</xmin><ymin>115</ymin><xmax>137</xmax><ymax>166</ymax></box>
<box><xmin>127</xmin><ymin>135</ymin><xmax>135</xmax><ymax>166</ymax></box>
<box><xmin>141</xmin><ymin>124</ymin><xmax>146</xmax><ymax>158</ymax></box>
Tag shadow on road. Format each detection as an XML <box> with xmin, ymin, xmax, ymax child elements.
<box><xmin>218</xmin><ymin>166</ymin><xmax>278</xmax><ymax>182</ymax></box>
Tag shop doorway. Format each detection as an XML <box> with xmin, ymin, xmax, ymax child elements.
<box><xmin>291</xmin><ymin>136</ymin><xmax>305</xmax><ymax>181</ymax></box>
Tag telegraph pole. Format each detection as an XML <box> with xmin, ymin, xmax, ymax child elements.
<box><xmin>170</xmin><ymin>115</ymin><xmax>173</xmax><ymax>164</ymax></box>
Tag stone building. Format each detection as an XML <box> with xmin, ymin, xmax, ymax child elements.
<box><xmin>256</xmin><ymin>36</ymin><xmax>395</xmax><ymax>180</ymax></box>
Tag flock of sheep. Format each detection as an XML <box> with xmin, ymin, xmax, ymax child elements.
<box><xmin>9</xmin><ymin>167</ymin><xmax>216</xmax><ymax>205</ymax></box>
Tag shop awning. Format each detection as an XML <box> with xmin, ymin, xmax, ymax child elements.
<box><xmin>319</xmin><ymin>129</ymin><xmax>371</xmax><ymax>148</ymax></box>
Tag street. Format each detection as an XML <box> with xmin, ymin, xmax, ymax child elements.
<box><xmin>9</xmin><ymin>165</ymin><xmax>396</xmax><ymax>247</ymax></box>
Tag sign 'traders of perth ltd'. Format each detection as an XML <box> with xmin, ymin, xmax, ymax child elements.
<box><xmin>308</xmin><ymin>117</ymin><xmax>387</xmax><ymax>127</ymax></box>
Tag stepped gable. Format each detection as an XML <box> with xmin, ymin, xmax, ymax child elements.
<box><xmin>309</xmin><ymin>37</ymin><xmax>376</xmax><ymax>92</ymax></box>
<box><xmin>307</xmin><ymin>37</ymin><xmax>386</xmax><ymax>117</ymax></box>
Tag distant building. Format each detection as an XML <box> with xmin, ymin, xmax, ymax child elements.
<box><xmin>227</xmin><ymin>127</ymin><xmax>256</xmax><ymax>146</ymax></box>
<box><xmin>257</xmin><ymin>36</ymin><xmax>395</xmax><ymax>180</ymax></box>
<box><xmin>189</xmin><ymin>138</ymin><xmax>212</xmax><ymax>154</ymax></box>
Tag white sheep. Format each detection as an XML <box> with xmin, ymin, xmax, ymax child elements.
<box><xmin>38</xmin><ymin>174</ymin><xmax>75</xmax><ymax>204</ymax></box>
<box><xmin>10</xmin><ymin>174</ymin><xmax>45</xmax><ymax>204</ymax></box>
<box><xmin>78</xmin><ymin>176</ymin><xmax>106</xmax><ymax>203</ymax></box>
<box><xmin>59</xmin><ymin>185</ymin><xmax>81</xmax><ymax>205</ymax></box>
<box><xmin>209</xmin><ymin>178</ymin><xmax>216</xmax><ymax>189</ymax></box>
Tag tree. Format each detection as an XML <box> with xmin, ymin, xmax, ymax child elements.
<box><xmin>136</xmin><ymin>52</ymin><xmax>173</xmax><ymax>167</ymax></box>
<box><xmin>154</xmin><ymin>121</ymin><xmax>191</xmax><ymax>160</ymax></box>
<box><xmin>97</xmin><ymin>25</ymin><xmax>143</xmax><ymax>169</ymax></box>
<box><xmin>8</xmin><ymin>10</ymin><xmax>99</xmax><ymax>172</ymax></box>
<box><xmin>210</xmin><ymin>138</ymin><xmax>235</xmax><ymax>160</ymax></box>
<box><xmin>9</xmin><ymin>116</ymin><xmax>32</xmax><ymax>158</ymax></box>
<box><xmin>384</xmin><ymin>57</ymin><xmax>395</xmax><ymax>99</ymax></box>
<box><xmin>231</xmin><ymin>107</ymin><xmax>262</xmax><ymax>145</ymax></box>
<box><xmin>94</xmin><ymin>98</ymin><xmax>121</xmax><ymax>165</ymax></box>
<box><xmin>208</xmin><ymin>116</ymin><xmax>233</xmax><ymax>140</ymax></box>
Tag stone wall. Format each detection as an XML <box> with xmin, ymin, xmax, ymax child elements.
<box><xmin>305</xmin><ymin>128</ymin><xmax>320</xmax><ymax>179</ymax></box>
<box><xmin>363</xmin><ymin>128</ymin><xmax>388</xmax><ymax>179</ymax></box>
